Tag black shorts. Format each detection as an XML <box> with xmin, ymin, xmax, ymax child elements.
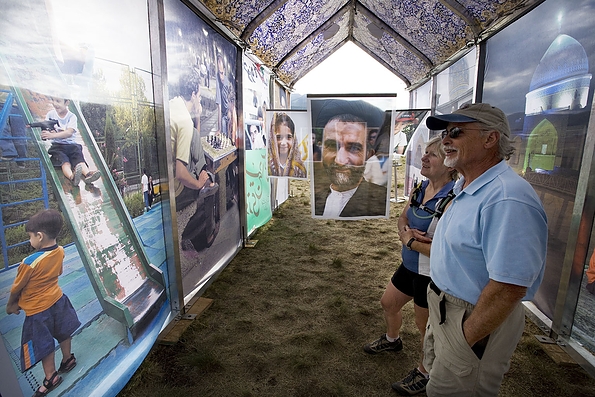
<box><xmin>48</xmin><ymin>143</ymin><xmax>86</xmax><ymax>168</ymax></box>
<box><xmin>391</xmin><ymin>264</ymin><xmax>431</xmax><ymax>308</ymax></box>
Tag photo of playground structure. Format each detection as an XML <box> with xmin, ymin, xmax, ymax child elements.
<box><xmin>1</xmin><ymin>0</ymin><xmax>595</xmax><ymax>396</ymax></box>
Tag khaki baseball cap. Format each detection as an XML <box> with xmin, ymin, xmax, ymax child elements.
<box><xmin>426</xmin><ymin>103</ymin><xmax>510</xmax><ymax>138</ymax></box>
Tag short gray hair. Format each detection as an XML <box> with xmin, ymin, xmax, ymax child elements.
<box><xmin>479</xmin><ymin>122</ymin><xmax>514</xmax><ymax>160</ymax></box>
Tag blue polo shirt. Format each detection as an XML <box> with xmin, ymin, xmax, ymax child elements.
<box><xmin>430</xmin><ymin>160</ymin><xmax>548</xmax><ymax>305</ymax></box>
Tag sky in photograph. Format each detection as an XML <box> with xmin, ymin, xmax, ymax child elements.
<box><xmin>479</xmin><ymin>0</ymin><xmax>595</xmax><ymax>116</ymax></box>
<box><xmin>293</xmin><ymin>41</ymin><xmax>409</xmax><ymax>109</ymax></box>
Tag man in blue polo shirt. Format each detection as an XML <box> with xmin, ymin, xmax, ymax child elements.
<box><xmin>423</xmin><ymin>103</ymin><xmax>548</xmax><ymax>396</ymax></box>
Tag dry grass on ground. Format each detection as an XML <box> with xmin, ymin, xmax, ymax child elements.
<box><xmin>119</xmin><ymin>179</ymin><xmax>595</xmax><ymax>397</ymax></box>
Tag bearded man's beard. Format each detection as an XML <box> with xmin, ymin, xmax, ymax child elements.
<box><xmin>325</xmin><ymin>163</ymin><xmax>365</xmax><ymax>189</ymax></box>
<box><xmin>443</xmin><ymin>153</ymin><xmax>458</xmax><ymax>168</ymax></box>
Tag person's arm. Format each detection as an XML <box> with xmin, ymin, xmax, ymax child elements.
<box><xmin>43</xmin><ymin>111</ymin><xmax>77</xmax><ymax>140</ymax></box>
<box><xmin>397</xmin><ymin>198</ymin><xmax>431</xmax><ymax>256</ymax></box>
<box><xmin>6</xmin><ymin>266</ymin><xmax>27</xmax><ymax>315</ymax></box>
<box><xmin>397</xmin><ymin>197</ymin><xmax>411</xmax><ymax>232</ymax></box>
<box><xmin>40</xmin><ymin>128</ymin><xmax>74</xmax><ymax>140</ymax></box>
<box><xmin>462</xmin><ymin>279</ymin><xmax>527</xmax><ymax>346</ymax></box>
<box><xmin>6</xmin><ymin>291</ymin><xmax>21</xmax><ymax>314</ymax></box>
<box><xmin>175</xmin><ymin>160</ymin><xmax>209</xmax><ymax>190</ymax></box>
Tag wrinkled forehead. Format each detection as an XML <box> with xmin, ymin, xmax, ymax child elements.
<box><xmin>323</xmin><ymin>120</ymin><xmax>367</xmax><ymax>144</ymax></box>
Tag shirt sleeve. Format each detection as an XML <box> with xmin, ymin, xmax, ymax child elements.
<box><xmin>64</xmin><ymin>112</ymin><xmax>79</xmax><ymax>133</ymax></box>
<box><xmin>170</xmin><ymin>103</ymin><xmax>193</xmax><ymax>165</ymax></box>
<box><xmin>482</xmin><ymin>199</ymin><xmax>548</xmax><ymax>287</ymax></box>
<box><xmin>10</xmin><ymin>263</ymin><xmax>33</xmax><ymax>295</ymax></box>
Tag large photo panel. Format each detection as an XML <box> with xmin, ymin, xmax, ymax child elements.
<box><xmin>270</xmin><ymin>80</ymin><xmax>291</xmax><ymax>210</ymax></box>
<box><xmin>0</xmin><ymin>0</ymin><xmax>171</xmax><ymax>396</ymax></box>
<box><xmin>308</xmin><ymin>95</ymin><xmax>395</xmax><ymax>220</ymax></box>
<box><xmin>164</xmin><ymin>0</ymin><xmax>242</xmax><ymax>300</ymax></box>
<box><xmin>267</xmin><ymin>110</ymin><xmax>310</xmax><ymax>180</ymax></box>
<box><xmin>482</xmin><ymin>0</ymin><xmax>595</xmax><ymax>354</ymax></box>
<box><xmin>242</xmin><ymin>55</ymin><xmax>272</xmax><ymax>236</ymax></box>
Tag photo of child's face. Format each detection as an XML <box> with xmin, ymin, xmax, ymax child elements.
<box><xmin>276</xmin><ymin>124</ymin><xmax>293</xmax><ymax>156</ymax></box>
<box><xmin>50</xmin><ymin>97</ymin><xmax>68</xmax><ymax>113</ymax></box>
<box><xmin>249</xmin><ymin>125</ymin><xmax>258</xmax><ymax>140</ymax></box>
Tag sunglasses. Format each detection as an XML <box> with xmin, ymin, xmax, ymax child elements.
<box><xmin>440</xmin><ymin>127</ymin><xmax>487</xmax><ymax>139</ymax></box>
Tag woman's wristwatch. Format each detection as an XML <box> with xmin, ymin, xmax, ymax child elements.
<box><xmin>406</xmin><ymin>237</ymin><xmax>416</xmax><ymax>250</ymax></box>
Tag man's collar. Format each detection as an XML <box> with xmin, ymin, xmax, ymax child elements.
<box><xmin>454</xmin><ymin>160</ymin><xmax>507</xmax><ymax>195</ymax></box>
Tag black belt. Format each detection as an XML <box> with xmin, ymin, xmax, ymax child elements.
<box><xmin>429</xmin><ymin>281</ymin><xmax>446</xmax><ymax>325</ymax></box>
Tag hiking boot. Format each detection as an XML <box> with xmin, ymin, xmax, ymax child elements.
<box><xmin>391</xmin><ymin>367</ymin><xmax>429</xmax><ymax>395</ymax></box>
<box><xmin>363</xmin><ymin>334</ymin><xmax>402</xmax><ymax>354</ymax></box>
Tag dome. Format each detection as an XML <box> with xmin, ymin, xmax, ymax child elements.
<box><xmin>529</xmin><ymin>34</ymin><xmax>589</xmax><ymax>91</ymax></box>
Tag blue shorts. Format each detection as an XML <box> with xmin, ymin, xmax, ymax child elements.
<box><xmin>20</xmin><ymin>294</ymin><xmax>81</xmax><ymax>372</ymax></box>
<box><xmin>48</xmin><ymin>143</ymin><xmax>86</xmax><ymax>168</ymax></box>
<box><xmin>391</xmin><ymin>264</ymin><xmax>431</xmax><ymax>308</ymax></box>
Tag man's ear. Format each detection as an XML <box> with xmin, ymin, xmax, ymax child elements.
<box><xmin>484</xmin><ymin>130</ymin><xmax>499</xmax><ymax>149</ymax></box>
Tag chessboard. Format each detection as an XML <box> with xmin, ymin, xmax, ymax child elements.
<box><xmin>202</xmin><ymin>135</ymin><xmax>236</xmax><ymax>161</ymax></box>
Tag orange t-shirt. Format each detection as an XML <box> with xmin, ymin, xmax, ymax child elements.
<box><xmin>10</xmin><ymin>245</ymin><xmax>64</xmax><ymax>316</ymax></box>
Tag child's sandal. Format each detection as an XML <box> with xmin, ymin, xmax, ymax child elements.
<box><xmin>32</xmin><ymin>371</ymin><xmax>62</xmax><ymax>396</ymax></box>
<box><xmin>58</xmin><ymin>353</ymin><xmax>76</xmax><ymax>373</ymax></box>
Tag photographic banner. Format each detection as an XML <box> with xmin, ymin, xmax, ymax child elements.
<box><xmin>482</xmin><ymin>0</ymin><xmax>595</xmax><ymax>353</ymax></box>
<box><xmin>308</xmin><ymin>95</ymin><xmax>395</xmax><ymax>220</ymax></box>
<box><xmin>164</xmin><ymin>0</ymin><xmax>242</xmax><ymax>300</ymax></box>
<box><xmin>266</xmin><ymin>110</ymin><xmax>310</xmax><ymax>180</ymax></box>
<box><xmin>242</xmin><ymin>55</ymin><xmax>272</xmax><ymax>235</ymax></box>
<box><xmin>0</xmin><ymin>0</ymin><xmax>170</xmax><ymax>396</ymax></box>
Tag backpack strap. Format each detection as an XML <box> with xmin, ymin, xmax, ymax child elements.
<box><xmin>433</xmin><ymin>189</ymin><xmax>455</xmax><ymax>219</ymax></box>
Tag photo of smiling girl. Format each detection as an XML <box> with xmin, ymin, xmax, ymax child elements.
<box><xmin>267</xmin><ymin>112</ymin><xmax>307</xmax><ymax>178</ymax></box>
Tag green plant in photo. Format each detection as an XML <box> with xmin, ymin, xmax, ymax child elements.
<box><xmin>124</xmin><ymin>192</ymin><xmax>145</xmax><ymax>218</ymax></box>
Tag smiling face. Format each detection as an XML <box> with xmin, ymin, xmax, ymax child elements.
<box><xmin>276</xmin><ymin>124</ymin><xmax>294</xmax><ymax>158</ymax></box>
<box><xmin>441</xmin><ymin>122</ymin><xmax>487</xmax><ymax>169</ymax></box>
<box><xmin>420</xmin><ymin>141</ymin><xmax>451</xmax><ymax>181</ymax></box>
<box><xmin>440</xmin><ymin>121</ymin><xmax>504</xmax><ymax>185</ymax></box>
<box><xmin>322</xmin><ymin>118</ymin><xmax>367</xmax><ymax>191</ymax></box>
<box><xmin>50</xmin><ymin>97</ymin><xmax>69</xmax><ymax>116</ymax></box>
